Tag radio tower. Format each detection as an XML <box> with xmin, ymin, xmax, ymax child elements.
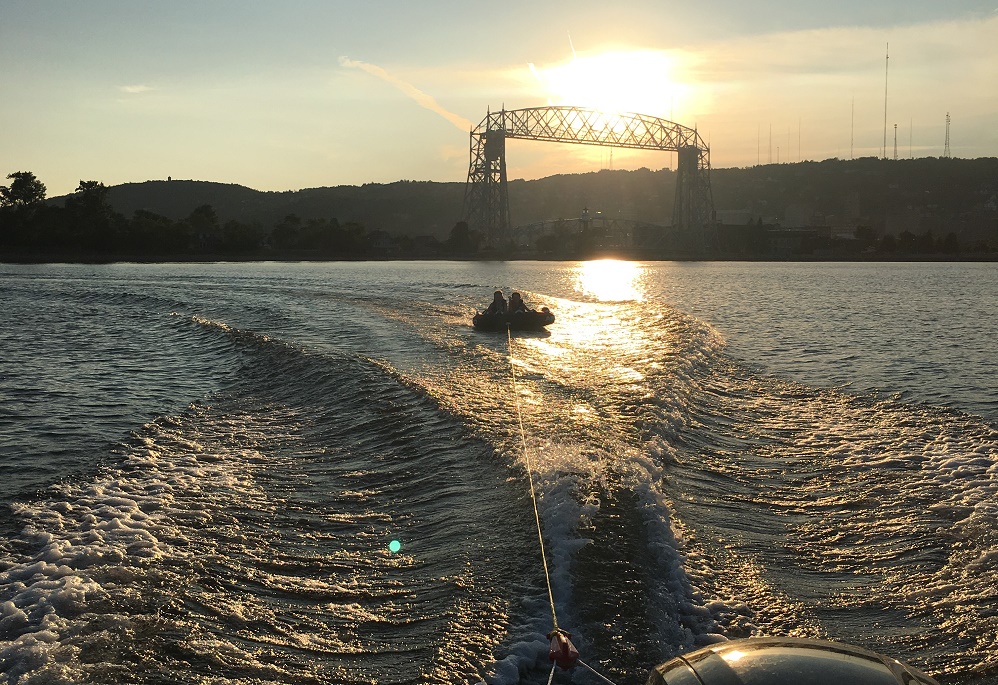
<box><xmin>943</xmin><ymin>112</ymin><xmax>951</xmax><ymax>158</ymax></box>
<box><xmin>881</xmin><ymin>43</ymin><xmax>891</xmax><ymax>159</ymax></box>
<box><xmin>893</xmin><ymin>123</ymin><xmax>898</xmax><ymax>160</ymax></box>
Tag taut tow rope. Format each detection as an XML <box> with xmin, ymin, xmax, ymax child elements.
<box><xmin>507</xmin><ymin>327</ymin><xmax>618</xmax><ymax>684</ymax></box>
<box><xmin>506</xmin><ymin>327</ymin><xmax>561</xmax><ymax>632</ymax></box>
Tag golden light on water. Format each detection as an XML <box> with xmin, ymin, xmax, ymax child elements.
<box><xmin>576</xmin><ymin>260</ymin><xmax>644</xmax><ymax>302</ymax></box>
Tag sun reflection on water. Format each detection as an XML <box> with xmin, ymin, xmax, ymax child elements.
<box><xmin>576</xmin><ymin>260</ymin><xmax>644</xmax><ymax>302</ymax></box>
<box><xmin>522</xmin><ymin>260</ymin><xmax>655</xmax><ymax>394</ymax></box>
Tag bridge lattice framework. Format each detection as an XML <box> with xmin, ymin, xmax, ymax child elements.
<box><xmin>463</xmin><ymin>106</ymin><xmax>714</xmax><ymax>250</ymax></box>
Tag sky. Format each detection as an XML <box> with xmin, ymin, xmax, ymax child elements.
<box><xmin>1</xmin><ymin>0</ymin><xmax>996</xmax><ymax>197</ymax></box>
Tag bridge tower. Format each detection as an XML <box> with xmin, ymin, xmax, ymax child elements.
<box><xmin>673</xmin><ymin>142</ymin><xmax>714</xmax><ymax>252</ymax></box>
<box><xmin>462</xmin><ymin>106</ymin><xmax>714</xmax><ymax>253</ymax></box>
<box><xmin>463</xmin><ymin>109</ymin><xmax>510</xmax><ymax>247</ymax></box>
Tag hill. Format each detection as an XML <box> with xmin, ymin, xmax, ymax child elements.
<box><xmin>88</xmin><ymin>179</ymin><xmax>467</xmax><ymax>239</ymax></box>
<box><xmin>45</xmin><ymin>157</ymin><xmax>994</xmax><ymax>245</ymax></box>
<box><xmin>57</xmin><ymin>172</ymin><xmax>677</xmax><ymax>240</ymax></box>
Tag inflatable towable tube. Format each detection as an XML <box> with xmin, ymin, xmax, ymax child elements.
<box><xmin>472</xmin><ymin>307</ymin><xmax>555</xmax><ymax>332</ymax></box>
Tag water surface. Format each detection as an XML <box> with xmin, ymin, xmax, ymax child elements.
<box><xmin>0</xmin><ymin>261</ymin><xmax>995</xmax><ymax>684</ymax></box>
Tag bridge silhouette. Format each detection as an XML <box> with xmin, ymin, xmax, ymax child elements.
<box><xmin>462</xmin><ymin>106</ymin><xmax>714</xmax><ymax>253</ymax></box>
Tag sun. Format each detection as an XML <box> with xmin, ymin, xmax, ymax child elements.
<box><xmin>529</xmin><ymin>49</ymin><xmax>690</xmax><ymax>119</ymax></box>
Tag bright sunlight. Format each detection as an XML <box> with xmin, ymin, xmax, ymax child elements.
<box><xmin>529</xmin><ymin>49</ymin><xmax>691</xmax><ymax>118</ymax></box>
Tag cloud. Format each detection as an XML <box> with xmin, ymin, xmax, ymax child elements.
<box><xmin>339</xmin><ymin>57</ymin><xmax>473</xmax><ymax>132</ymax></box>
<box><xmin>119</xmin><ymin>84</ymin><xmax>155</xmax><ymax>94</ymax></box>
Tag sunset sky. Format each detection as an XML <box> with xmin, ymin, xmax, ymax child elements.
<box><xmin>2</xmin><ymin>0</ymin><xmax>996</xmax><ymax>197</ymax></box>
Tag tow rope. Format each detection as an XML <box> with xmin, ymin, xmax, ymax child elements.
<box><xmin>506</xmin><ymin>328</ymin><xmax>563</xmax><ymax>635</ymax></box>
<box><xmin>507</xmin><ymin>328</ymin><xmax>619</xmax><ymax>684</ymax></box>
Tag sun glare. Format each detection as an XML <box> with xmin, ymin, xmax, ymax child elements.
<box><xmin>530</xmin><ymin>50</ymin><xmax>690</xmax><ymax>118</ymax></box>
<box><xmin>576</xmin><ymin>260</ymin><xmax>644</xmax><ymax>302</ymax></box>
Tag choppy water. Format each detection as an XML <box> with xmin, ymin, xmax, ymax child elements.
<box><xmin>0</xmin><ymin>260</ymin><xmax>995</xmax><ymax>685</ymax></box>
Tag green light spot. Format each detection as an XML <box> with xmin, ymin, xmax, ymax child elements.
<box><xmin>389</xmin><ymin>540</ymin><xmax>401</xmax><ymax>553</ymax></box>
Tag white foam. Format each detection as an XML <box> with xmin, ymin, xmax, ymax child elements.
<box><xmin>0</xmin><ymin>410</ymin><xmax>281</xmax><ymax>683</ymax></box>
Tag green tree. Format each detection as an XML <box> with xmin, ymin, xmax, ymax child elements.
<box><xmin>854</xmin><ymin>226</ymin><xmax>876</xmax><ymax>248</ymax></box>
<box><xmin>188</xmin><ymin>204</ymin><xmax>218</xmax><ymax>234</ymax></box>
<box><xmin>446</xmin><ymin>220</ymin><xmax>481</xmax><ymax>255</ymax></box>
<box><xmin>65</xmin><ymin>180</ymin><xmax>119</xmax><ymax>250</ymax></box>
<box><xmin>300</xmin><ymin>217</ymin><xmax>338</xmax><ymax>251</ymax></box>
<box><xmin>271</xmin><ymin>214</ymin><xmax>303</xmax><ymax>250</ymax></box>
<box><xmin>126</xmin><ymin>209</ymin><xmax>191</xmax><ymax>254</ymax></box>
<box><xmin>221</xmin><ymin>219</ymin><xmax>262</xmax><ymax>253</ymax></box>
<box><xmin>1</xmin><ymin>173</ymin><xmax>50</xmax><ymax>248</ymax></box>
<box><xmin>71</xmin><ymin>180</ymin><xmax>110</xmax><ymax>214</ymax></box>
<box><xmin>916</xmin><ymin>231</ymin><xmax>937</xmax><ymax>254</ymax></box>
<box><xmin>941</xmin><ymin>232</ymin><xmax>960</xmax><ymax>254</ymax></box>
<box><xmin>878</xmin><ymin>234</ymin><xmax>897</xmax><ymax>253</ymax></box>
<box><xmin>0</xmin><ymin>171</ymin><xmax>47</xmax><ymax>208</ymax></box>
<box><xmin>187</xmin><ymin>204</ymin><xmax>220</xmax><ymax>251</ymax></box>
<box><xmin>340</xmin><ymin>221</ymin><xmax>367</xmax><ymax>255</ymax></box>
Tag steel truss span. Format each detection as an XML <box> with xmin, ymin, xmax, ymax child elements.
<box><xmin>462</xmin><ymin>106</ymin><xmax>714</xmax><ymax>251</ymax></box>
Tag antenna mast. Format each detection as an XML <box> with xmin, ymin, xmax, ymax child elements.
<box><xmin>882</xmin><ymin>43</ymin><xmax>891</xmax><ymax>159</ymax></box>
<box><xmin>943</xmin><ymin>112</ymin><xmax>951</xmax><ymax>158</ymax></box>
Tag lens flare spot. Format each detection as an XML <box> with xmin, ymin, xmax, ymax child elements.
<box><xmin>389</xmin><ymin>539</ymin><xmax>402</xmax><ymax>553</ymax></box>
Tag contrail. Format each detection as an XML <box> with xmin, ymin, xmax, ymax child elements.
<box><xmin>339</xmin><ymin>57</ymin><xmax>473</xmax><ymax>132</ymax></box>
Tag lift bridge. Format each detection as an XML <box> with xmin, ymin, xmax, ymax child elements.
<box><xmin>463</xmin><ymin>106</ymin><xmax>714</xmax><ymax>251</ymax></box>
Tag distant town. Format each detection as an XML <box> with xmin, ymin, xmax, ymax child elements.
<box><xmin>2</xmin><ymin>156</ymin><xmax>996</xmax><ymax>261</ymax></box>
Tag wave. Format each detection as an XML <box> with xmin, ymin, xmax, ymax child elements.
<box><xmin>666</xmin><ymin>357</ymin><xmax>998</xmax><ymax>679</ymax></box>
<box><xmin>4</xmin><ymin>266</ymin><xmax>995</xmax><ymax>684</ymax></box>
<box><xmin>1</xmin><ymin>316</ymin><xmax>548</xmax><ymax>684</ymax></box>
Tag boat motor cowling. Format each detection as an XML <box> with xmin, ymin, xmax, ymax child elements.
<box><xmin>646</xmin><ymin>637</ymin><xmax>939</xmax><ymax>685</ymax></box>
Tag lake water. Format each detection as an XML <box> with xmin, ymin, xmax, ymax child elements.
<box><xmin>1</xmin><ymin>260</ymin><xmax>995</xmax><ymax>684</ymax></box>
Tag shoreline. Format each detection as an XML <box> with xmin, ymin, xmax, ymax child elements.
<box><xmin>3</xmin><ymin>252</ymin><xmax>997</xmax><ymax>265</ymax></box>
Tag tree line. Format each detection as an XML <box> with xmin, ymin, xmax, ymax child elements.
<box><xmin>0</xmin><ymin>172</ymin><xmax>480</xmax><ymax>260</ymax></box>
<box><xmin>3</xmin><ymin>168</ymin><xmax>994</xmax><ymax>261</ymax></box>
